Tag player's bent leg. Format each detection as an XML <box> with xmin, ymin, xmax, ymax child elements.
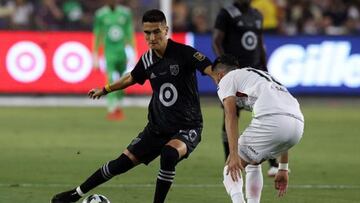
<box><xmin>153</xmin><ymin>145</ymin><xmax>181</xmax><ymax>203</ymax></box>
<box><xmin>223</xmin><ymin>165</ymin><xmax>245</xmax><ymax>203</ymax></box>
<box><xmin>245</xmin><ymin>164</ymin><xmax>263</xmax><ymax>203</ymax></box>
<box><xmin>51</xmin><ymin>150</ymin><xmax>139</xmax><ymax>203</ymax></box>
<box><xmin>78</xmin><ymin>151</ymin><xmax>138</xmax><ymax>194</ymax></box>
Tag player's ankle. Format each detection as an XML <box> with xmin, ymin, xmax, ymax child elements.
<box><xmin>76</xmin><ymin>186</ymin><xmax>85</xmax><ymax>197</ymax></box>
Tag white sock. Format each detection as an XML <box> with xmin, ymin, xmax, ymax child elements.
<box><xmin>245</xmin><ymin>164</ymin><xmax>263</xmax><ymax>203</ymax></box>
<box><xmin>76</xmin><ymin>186</ymin><xmax>85</xmax><ymax>197</ymax></box>
<box><xmin>223</xmin><ymin>166</ymin><xmax>245</xmax><ymax>203</ymax></box>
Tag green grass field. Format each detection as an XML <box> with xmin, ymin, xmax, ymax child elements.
<box><xmin>1</xmin><ymin>98</ymin><xmax>360</xmax><ymax>203</ymax></box>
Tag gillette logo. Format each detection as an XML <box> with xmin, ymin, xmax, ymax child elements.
<box><xmin>268</xmin><ymin>41</ymin><xmax>360</xmax><ymax>88</ymax></box>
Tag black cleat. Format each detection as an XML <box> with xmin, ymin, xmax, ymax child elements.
<box><xmin>51</xmin><ymin>189</ymin><xmax>81</xmax><ymax>203</ymax></box>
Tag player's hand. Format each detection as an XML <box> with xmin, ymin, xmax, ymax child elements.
<box><xmin>274</xmin><ymin>170</ymin><xmax>288</xmax><ymax>197</ymax></box>
<box><xmin>88</xmin><ymin>88</ymin><xmax>104</xmax><ymax>99</ymax></box>
<box><xmin>225</xmin><ymin>153</ymin><xmax>244</xmax><ymax>182</ymax></box>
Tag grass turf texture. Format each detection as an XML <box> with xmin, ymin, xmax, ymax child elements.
<box><xmin>0</xmin><ymin>98</ymin><xmax>359</xmax><ymax>203</ymax></box>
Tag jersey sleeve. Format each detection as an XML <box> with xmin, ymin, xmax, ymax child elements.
<box><xmin>184</xmin><ymin>46</ymin><xmax>212</xmax><ymax>75</ymax></box>
<box><xmin>217</xmin><ymin>73</ymin><xmax>237</xmax><ymax>103</ymax></box>
<box><xmin>130</xmin><ymin>55</ymin><xmax>147</xmax><ymax>85</ymax></box>
<box><xmin>214</xmin><ymin>8</ymin><xmax>230</xmax><ymax>32</ymax></box>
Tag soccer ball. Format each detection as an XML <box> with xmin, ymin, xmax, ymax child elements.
<box><xmin>82</xmin><ymin>194</ymin><xmax>110</xmax><ymax>203</ymax></box>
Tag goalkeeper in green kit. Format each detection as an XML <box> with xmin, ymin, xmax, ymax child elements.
<box><xmin>93</xmin><ymin>0</ymin><xmax>135</xmax><ymax>120</ymax></box>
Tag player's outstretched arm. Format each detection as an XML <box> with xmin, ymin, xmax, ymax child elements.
<box><xmin>274</xmin><ymin>151</ymin><xmax>289</xmax><ymax>197</ymax></box>
<box><xmin>203</xmin><ymin>65</ymin><xmax>218</xmax><ymax>85</ymax></box>
<box><xmin>88</xmin><ymin>72</ymin><xmax>136</xmax><ymax>99</ymax></box>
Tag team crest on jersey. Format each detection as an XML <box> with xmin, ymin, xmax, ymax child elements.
<box><xmin>193</xmin><ymin>52</ymin><xmax>205</xmax><ymax>61</ymax></box>
<box><xmin>188</xmin><ymin>129</ymin><xmax>198</xmax><ymax>142</ymax></box>
<box><xmin>179</xmin><ymin>129</ymin><xmax>198</xmax><ymax>142</ymax></box>
<box><xmin>170</xmin><ymin>64</ymin><xmax>179</xmax><ymax>76</ymax></box>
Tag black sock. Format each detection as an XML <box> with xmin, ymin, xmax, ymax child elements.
<box><xmin>79</xmin><ymin>154</ymin><xmax>134</xmax><ymax>194</ymax></box>
<box><xmin>153</xmin><ymin>146</ymin><xmax>179</xmax><ymax>203</ymax></box>
<box><xmin>268</xmin><ymin>158</ymin><xmax>279</xmax><ymax>167</ymax></box>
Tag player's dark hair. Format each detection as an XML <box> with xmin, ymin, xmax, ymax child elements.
<box><xmin>142</xmin><ymin>9</ymin><xmax>167</xmax><ymax>24</ymax></box>
<box><xmin>212</xmin><ymin>54</ymin><xmax>240</xmax><ymax>72</ymax></box>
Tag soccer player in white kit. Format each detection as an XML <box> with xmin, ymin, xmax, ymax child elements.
<box><xmin>212</xmin><ymin>55</ymin><xmax>304</xmax><ymax>203</ymax></box>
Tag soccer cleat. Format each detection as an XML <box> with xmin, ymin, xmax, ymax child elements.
<box><xmin>106</xmin><ymin>108</ymin><xmax>124</xmax><ymax>121</ymax></box>
<box><xmin>51</xmin><ymin>189</ymin><xmax>81</xmax><ymax>203</ymax></box>
<box><xmin>267</xmin><ymin>166</ymin><xmax>291</xmax><ymax>177</ymax></box>
<box><xmin>267</xmin><ymin>166</ymin><xmax>278</xmax><ymax>177</ymax></box>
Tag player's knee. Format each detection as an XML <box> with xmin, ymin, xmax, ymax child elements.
<box><xmin>106</xmin><ymin>154</ymin><xmax>135</xmax><ymax>176</ymax></box>
<box><xmin>245</xmin><ymin>164</ymin><xmax>261</xmax><ymax>173</ymax></box>
<box><xmin>160</xmin><ymin>145</ymin><xmax>179</xmax><ymax>170</ymax></box>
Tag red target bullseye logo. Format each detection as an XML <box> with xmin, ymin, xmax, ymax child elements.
<box><xmin>62</xmin><ymin>52</ymin><xmax>83</xmax><ymax>73</ymax></box>
<box><xmin>6</xmin><ymin>41</ymin><xmax>46</xmax><ymax>83</ymax></box>
<box><xmin>53</xmin><ymin>41</ymin><xmax>92</xmax><ymax>83</ymax></box>
<box><xmin>16</xmin><ymin>52</ymin><xmax>36</xmax><ymax>72</ymax></box>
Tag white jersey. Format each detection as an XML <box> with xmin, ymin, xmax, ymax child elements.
<box><xmin>217</xmin><ymin>68</ymin><xmax>304</xmax><ymax>121</ymax></box>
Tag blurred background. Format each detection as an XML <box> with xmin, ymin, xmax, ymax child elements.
<box><xmin>1</xmin><ymin>0</ymin><xmax>360</xmax><ymax>34</ymax></box>
<box><xmin>1</xmin><ymin>0</ymin><xmax>360</xmax><ymax>98</ymax></box>
<box><xmin>1</xmin><ymin>1</ymin><xmax>360</xmax><ymax>203</ymax></box>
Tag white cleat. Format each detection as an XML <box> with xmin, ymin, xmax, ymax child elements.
<box><xmin>267</xmin><ymin>166</ymin><xmax>291</xmax><ymax>177</ymax></box>
<box><xmin>267</xmin><ymin>166</ymin><xmax>278</xmax><ymax>177</ymax></box>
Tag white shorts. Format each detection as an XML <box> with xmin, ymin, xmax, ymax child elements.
<box><xmin>238</xmin><ymin>114</ymin><xmax>304</xmax><ymax>163</ymax></box>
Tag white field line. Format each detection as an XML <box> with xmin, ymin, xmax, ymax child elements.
<box><xmin>0</xmin><ymin>183</ymin><xmax>359</xmax><ymax>189</ymax></box>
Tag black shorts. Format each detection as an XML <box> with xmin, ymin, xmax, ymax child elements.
<box><xmin>127</xmin><ymin>125</ymin><xmax>202</xmax><ymax>165</ymax></box>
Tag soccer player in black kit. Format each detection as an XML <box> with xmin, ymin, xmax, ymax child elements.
<box><xmin>212</xmin><ymin>0</ymin><xmax>279</xmax><ymax>177</ymax></box>
<box><xmin>51</xmin><ymin>9</ymin><xmax>215</xmax><ymax>203</ymax></box>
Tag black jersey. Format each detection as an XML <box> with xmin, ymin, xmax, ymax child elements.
<box><xmin>131</xmin><ymin>39</ymin><xmax>211</xmax><ymax>134</ymax></box>
<box><xmin>215</xmin><ymin>3</ymin><xmax>263</xmax><ymax>68</ymax></box>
